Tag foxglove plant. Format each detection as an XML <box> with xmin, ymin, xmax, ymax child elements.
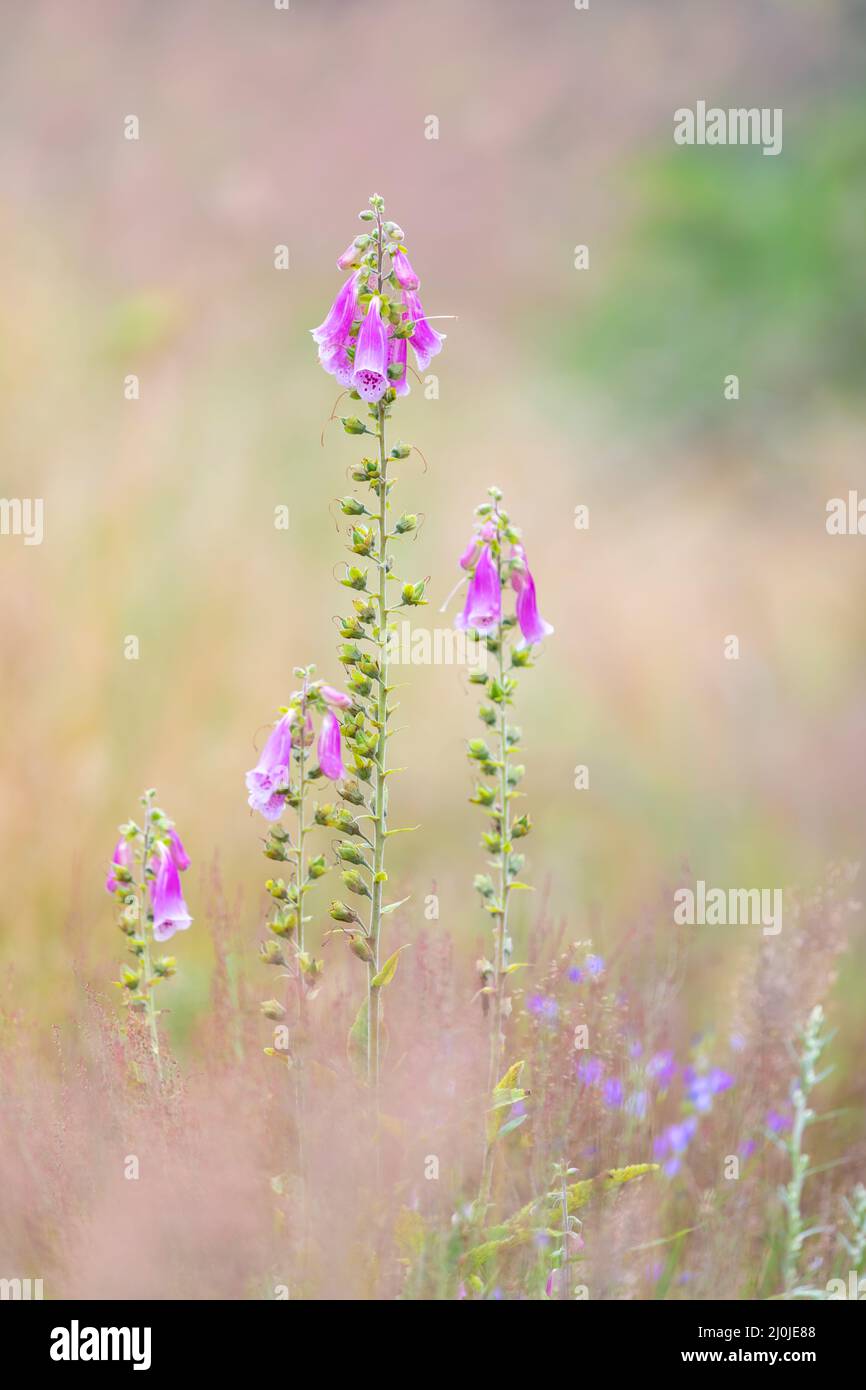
<box><xmin>246</xmin><ymin>670</ymin><xmax>354</xmax><ymax>1063</ymax></box>
<box><xmin>448</xmin><ymin>487</ymin><xmax>554</xmax><ymax>1201</ymax></box>
<box><xmin>106</xmin><ymin>788</ymin><xmax>192</xmax><ymax>1084</ymax></box>
<box><xmin>314</xmin><ymin>193</ymin><xmax>444</xmax><ymax>1087</ymax></box>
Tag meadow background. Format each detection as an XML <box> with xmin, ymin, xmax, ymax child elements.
<box><xmin>1</xmin><ymin>0</ymin><xmax>865</xmax><ymax>1299</ymax></box>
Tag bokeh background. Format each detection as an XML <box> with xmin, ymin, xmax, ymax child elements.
<box><xmin>1</xmin><ymin>0</ymin><xmax>865</xmax><ymax>1084</ymax></box>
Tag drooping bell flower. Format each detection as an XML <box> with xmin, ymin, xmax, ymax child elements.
<box><xmin>168</xmin><ymin>827</ymin><xmax>190</xmax><ymax>872</ymax></box>
<box><xmin>352</xmin><ymin>297</ymin><xmax>390</xmax><ymax>403</ymax></box>
<box><xmin>311</xmin><ymin>272</ymin><xmax>361</xmax><ymax>352</ymax></box>
<box><xmin>150</xmin><ymin>843</ymin><xmax>193</xmax><ymax>943</ymax></box>
<box><xmin>317</xmin><ymin>710</ymin><xmax>346</xmax><ymax>781</ymax></box>
<box><xmin>392</xmin><ymin>249</ymin><xmax>420</xmax><ymax>290</ymax></box>
<box><xmin>456</xmin><ymin>544</ymin><xmax>501</xmax><ymax>634</ymax></box>
<box><xmin>458</xmin><ymin>535</ymin><xmax>480</xmax><ymax>570</ymax></box>
<box><xmin>320</xmin><ymin>685</ymin><xmax>352</xmax><ymax>709</ymax></box>
<box><xmin>105</xmin><ymin>838</ymin><xmax>133</xmax><ymax>893</ymax></box>
<box><xmin>336</xmin><ymin>240</ymin><xmax>361</xmax><ymax>271</ymax></box>
<box><xmin>515</xmin><ymin>559</ymin><xmax>554</xmax><ymax>646</ymax></box>
<box><xmin>319</xmin><ymin>338</ymin><xmax>356</xmax><ymax>388</ymax></box>
<box><xmin>246</xmin><ymin>714</ymin><xmax>293</xmax><ymax>821</ymax></box>
<box><xmin>388</xmin><ymin>332</ymin><xmax>410</xmax><ymax>397</ymax></box>
<box><xmin>402</xmin><ymin>288</ymin><xmax>444</xmax><ymax>371</ymax></box>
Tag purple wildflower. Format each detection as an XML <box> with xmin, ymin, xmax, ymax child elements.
<box><xmin>647</xmin><ymin>1050</ymin><xmax>677</xmax><ymax>1089</ymax></box>
<box><xmin>246</xmin><ymin>714</ymin><xmax>293</xmax><ymax>821</ymax></box>
<box><xmin>527</xmin><ymin>993</ymin><xmax>558</xmax><ymax>1022</ymax></box>
<box><xmin>388</xmin><ymin>332</ymin><xmax>410</xmax><ymax>397</ymax></box>
<box><xmin>402</xmin><ymin>288</ymin><xmax>445</xmax><ymax>371</ymax></box>
<box><xmin>336</xmin><ymin>240</ymin><xmax>361</xmax><ymax>271</ymax></box>
<box><xmin>567</xmin><ymin>965</ymin><xmax>583</xmax><ymax>984</ymax></box>
<box><xmin>392</xmin><ymin>249</ymin><xmax>420</xmax><ymax>290</ymax></box>
<box><xmin>684</xmin><ymin>1067</ymin><xmax>734</xmax><ymax>1114</ymax></box>
<box><xmin>577</xmin><ymin>1057</ymin><xmax>604</xmax><ymax>1087</ymax></box>
<box><xmin>168</xmin><ymin>828</ymin><xmax>190</xmax><ymax>872</ymax></box>
<box><xmin>311</xmin><ymin>271</ymin><xmax>360</xmax><ymax>353</ymax></box>
<box><xmin>515</xmin><ymin>557</ymin><xmax>554</xmax><ymax>647</ymax></box>
<box><xmin>352</xmin><ymin>296</ymin><xmax>390</xmax><ymax>403</ymax></box>
<box><xmin>603</xmin><ymin>1077</ymin><xmax>624</xmax><ymax>1109</ymax></box>
<box><xmin>766</xmin><ymin>1109</ymin><xmax>792</xmax><ymax>1134</ymax></box>
<box><xmin>320</xmin><ymin>685</ymin><xmax>352</xmax><ymax>709</ymax></box>
<box><xmin>105</xmin><ymin>838</ymin><xmax>133</xmax><ymax>893</ymax></box>
<box><xmin>150</xmin><ymin>843</ymin><xmax>193</xmax><ymax>943</ymax></box>
<box><xmin>585</xmin><ymin>953</ymin><xmax>605</xmax><ymax>977</ymax></box>
<box><xmin>455</xmin><ymin>544</ymin><xmax>501</xmax><ymax>634</ymax></box>
<box><xmin>317</xmin><ymin>710</ymin><xmax>346</xmax><ymax>781</ymax></box>
<box><xmin>654</xmin><ymin>1116</ymin><xmax>698</xmax><ymax>1175</ymax></box>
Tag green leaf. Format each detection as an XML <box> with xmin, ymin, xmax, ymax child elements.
<box><xmin>371</xmin><ymin>944</ymin><xmax>410</xmax><ymax>990</ymax></box>
<box><xmin>496</xmin><ymin>1113</ymin><xmax>528</xmax><ymax>1140</ymax></box>
<box><xmin>380</xmin><ymin>894</ymin><xmax>411</xmax><ymax>916</ymax></box>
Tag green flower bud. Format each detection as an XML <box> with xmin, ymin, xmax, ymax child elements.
<box><xmin>341</xmin><ymin>417</ymin><xmax>368</xmax><ymax>435</ymax></box>
<box><xmin>338</xmin><ymin>778</ymin><xmax>366</xmax><ymax>806</ymax></box>
<box><xmin>307</xmin><ymin>854</ymin><xmax>327</xmax><ymax>880</ymax></box>
<box><xmin>329</xmin><ymin>900</ymin><xmax>359</xmax><ymax>924</ymax></box>
<box><xmin>260</xmin><ymin>940</ymin><xmax>287</xmax><ymax>967</ymax></box>
<box><xmin>349</xmin><ymin>934</ymin><xmax>375</xmax><ymax>965</ymax></box>
<box><xmin>265</xmin><ymin>878</ymin><xmax>288</xmax><ymax>900</ymax></box>
<box><xmin>468</xmin><ymin>739</ymin><xmax>492</xmax><ymax>762</ymax></box>
<box><xmin>341</xmin><ymin>868</ymin><xmax>371</xmax><ymax>899</ymax></box>
<box><xmin>474</xmin><ymin>874</ymin><xmax>496</xmax><ymax>900</ymax></box>
<box><xmin>341</xmin><ymin>567</ymin><xmax>368</xmax><ymax>592</ymax></box>
<box><xmin>389</xmin><ymin>441</ymin><xmax>411</xmax><ymax>460</ymax></box>
<box><xmin>340</xmin><ymin>496</ymin><xmax>367</xmax><ymax>516</ymax></box>
<box><xmin>153</xmin><ymin>956</ymin><xmax>176</xmax><ymax>978</ymax></box>
<box><xmin>336</xmin><ymin>841</ymin><xmax>366</xmax><ymax>864</ymax></box>
<box><xmin>511</xmin><ymin>814</ymin><xmax>531</xmax><ymax>839</ymax></box>
<box><xmin>260</xmin><ymin>998</ymin><xmax>286</xmax><ymax>1021</ymax></box>
<box><xmin>393</xmin><ymin>513</ymin><xmax>417</xmax><ymax>534</ymax></box>
<box><xmin>471</xmin><ymin>784</ymin><xmax>496</xmax><ymax>807</ymax></box>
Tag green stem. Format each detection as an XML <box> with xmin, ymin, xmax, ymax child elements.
<box><xmin>365</xmin><ymin>205</ymin><xmax>391</xmax><ymax>1093</ymax></box>
<box><xmin>480</xmin><ymin>536</ymin><xmax>511</xmax><ymax>1204</ymax></box>
<box><xmin>139</xmin><ymin>809</ymin><xmax>163</xmax><ymax>1086</ymax></box>
<box><xmin>294</xmin><ymin>689</ymin><xmax>308</xmax><ymax>1180</ymax></box>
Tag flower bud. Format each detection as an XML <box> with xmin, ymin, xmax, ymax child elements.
<box><xmin>153</xmin><ymin>956</ymin><xmax>176</xmax><ymax>977</ymax></box>
<box><xmin>393</xmin><ymin>513</ymin><xmax>417</xmax><ymax>534</ymax></box>
<box><xmin>336</xmin><ymin>841</ymin><xmax>365</xmax><ymax>865</ymax></box>
<box><xmin>260</xmin><ymin>998</ymin><xmax>287</xmax><ymax>1021</ymax></box>
<box><xmin>389</xmin><ymin>441</ymin><xmax>411</xmax><ymax>460</ymax></box>
<box><xmin>329</xmin><ymin>900</ymin><xmax>359</xmax><ymax>924</ymax></box>
<box><xmin>307</xmin><ymin>854</ymin><xmax>327</xmax><ymax>880</ymax></box>
<box><xmin>339</xmin><ymin>496</ymin><xmax>367</xmax><ymax>516</ymax></box>
<box><xmin>260</xmin><ymin>940</ymin><xmax>287</xmax><ymax>967</ymax></box>
<box><xmin>341</xmin><ymin>417</ymin><xmax>368</xmax><ymax>435</ymax></box>
<box><xmin>349</xmin><ymin>934</ymin><xmax>375</xmax><ymax>965</ymax></box>
<box><xmin>342</xmin><ymin>868</ymin><xmax>371</xmax><ymax>899</ymax></box>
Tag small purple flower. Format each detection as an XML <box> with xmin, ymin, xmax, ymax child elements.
<box><xmin>320</xmin><ymin>685</ymin><xmax>352</xmax><ymax>709</ymax></box>
<box><xmin>527</xmin><ymin>993</ymin><xmax>558</xmax><ymax>1022</ymax></box>
<box><xmin>317</xmin><ymin>710</ymin><xmax>346</xmax><ymax>781</ymax></box>
<box><xmin>766</xmin><ymin>1109</ymin><xmax>792</xmax><ymax>1134</ymax></box>
<box><xmin>150</xmin><ymin>843</ymin><xmax>193</xmax><ymax>943</ymax></box>
<box><xmin>392</xmin><ymin>249</ymin><xmax>420</xmax><ymax>290</ymax></box>
<box><xmin>602</xmin><ymin>1077</ymin><xmax>624</xmax><ymax>1109</ymax></box>
<box><xmin>585</xmin><ymin>953</ymin><xmax>604</xmax><ymax>977</ymax></box>
<box><xmin>455</xmin><ymin>544</ymin><xmax>501</xmax><ymax>634</ymax></box>
<box><xmin>458</xmin><ymin>535</ymin><xmax>479</xmax><ymax>570</ymax></box>
<box><xmin>336</xmin><ymin>240</ymin><xmax>360</xmax><ymax>271</ymax></box>
<box><xmin>388</xmin><ymin>332</ymin><xmax>410</xmax><ymax>397</ymax></box>
<box><xmin>654</xmin><ymin>1116</ymin><xmax>698</xmax><ymax>1168</ymax></box>
<box><xmin>684</xmin><ymin>1067</ymin><xmax>734</xmax><ymax>1114</ymax></box>
<box><xmin>740</xmin><ymin>1138</ymin><xmax>757</xmax><ymax>1158</ymax></box>
<box><xmin>246</xmin><ymin>714</ymin><xmax>293</xmax><ymax>821</ymax></box>
<box><xmin>168</xmin><ymin>828</ymin><xmax>190</xmax><ymax>872</ymax></box>
<box><xmin>105</xmin><ymin>838</ymin><xmax>133</xmax><ymax>893</ymax></box>
<box><xmin>567</xmin><ymin>965</ymin><xmax>583</xmax><ymax>984</ymax></box>
<box><xmin>402</xmin><ymin>288</ymin><xmax>445</xmax><ymax>371</ymax></box>
<box><xmin>515</xmin><ymin>560</ymin><xmax>554</xmax><ymax>647</ymax></box>
<box><xmin>352</xmin><ymin>296</ymin><xmax>390</xmax><ymax>403</ymax></box>
<box><xmin>577</xmin><ymin>1057</ymin><xmax>604</xmax><ymax>1087</ymax></box>
<box><xmin>647</xmin><ymin>1050</ymin><xmax>677</xmax><ymax>1089</ymax></box>
<box><xmin>311</xmin><ymin>272</ymin><xmax>360</xmax><ymax>353</ymax></box>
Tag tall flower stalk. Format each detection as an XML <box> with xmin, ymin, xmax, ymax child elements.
<box><xmin>247</xmin><ymin>671</ymin><xmax>351</xmax><ymax>1072</ymax></box>
<box><xmin>448</xmin><ymin>487</ymin><xmax>553</xmax><ymax>1203</ymax></box>
<box><xmin>314</xmin><ymin>192</ymin><xmax>444</xmax><ymax>1087</ymax></box>
<box><xmin>106</xmin><ymin>788</ymin><xmax>193</xmax><ymax>1086</ymax></box>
